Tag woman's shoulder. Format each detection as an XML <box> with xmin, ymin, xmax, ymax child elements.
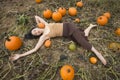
<box><xmin>43</xmin><ymin>24</ymin><xmax>50</xmax><ymax>35</ymax></box>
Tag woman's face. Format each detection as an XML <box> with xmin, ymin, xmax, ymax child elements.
<box><xmin>31</xmin><ymin>28</ymin><xmax>43</xmax><ymax>36</ymax></box>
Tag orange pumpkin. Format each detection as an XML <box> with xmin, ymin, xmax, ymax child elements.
<box><xmin>76</xmin><ymin>1</ymin><xmax>83</xmax><ymax>7</ymax></box>
<box><xmin>115</xmin><ymin>28</ymin><xmax>120</xmax><ymax>36</ymax></box>
<box><xmin>60</xmin><ymin>65</ymin><xmax>75</xmax><ymax>80</ymax></box>
<box><xmin>58</xmin><ymin>7</ymin><xmax>66</xmax><ymax>16</ymax></box>
<box><xmin>35</xmin><ymin>0</ymin><xmax>42</xmax><ymax>3</ymax></box>
<box><xmin>52</xmin><ymin>12</ymin><xmax>62</xmax><ymax>22</ymax></box>
<box><xmin>103</xmin><ymin>12</ymin><xmax>111</xmax><ymax>19</ymax></box>
<box><xmin>68</xmin><ymin>7</ymin><xmax>77</xmax><ymax>16</ymax></box>
<box><xmin>44</xmin><ymin>39</ymin><xmax>51</xmax><ymax>48</ymax></box>
<box><xmin>89</xmin><ymin>57</ymin><xmax>98</xmax><ymax>64</ymax></box>
<box><xmin>108</xmin><ymin>42</ymin><xmax>120</xmax><ymax>49</ymax></box>
<box><xmin>37</xmin><ymin>23</ymin><xmax>45</xmax><ymax>28</ymax></box>
<box><xmin>97</xmin><ymin>16</ymin><xmax>108</xmax><ymax>26</ymax></box>
<box><xmin>5</xmin><ymin>36</ymin><xmax>22</xmax><ymax>51</ymax></box>
<box><xmin>43</xmin><ymin>9</ymin><xmax>52</xmax><ymax>19</ymax></box>
<box><xmin>75</xmin><ymin>18</ymin><xmax>80</xmax><ymax>23</ymax></box>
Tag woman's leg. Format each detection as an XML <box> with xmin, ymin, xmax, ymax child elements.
<box><xmin>84</xmin><ymin>24</ymin><xmax>97</xmax><ymax>36</ymax></box>
<box><xmin>71</xmin><ymin>28</ymin><xmax>107</xmax><ymax>65</ymax></box>
<box><xmin>91</xmin><ymin>46</ymin><xmax>107</xmax><ymax>65</ymax></box>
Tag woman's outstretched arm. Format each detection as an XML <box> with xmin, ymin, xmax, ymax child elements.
<box><xmin>35</xmin><ymin>16</ymin><xmax>48</xmax><ymax>25</ymax></box>
<box><xmin>9</xmin><ymin>35</ymin><xmax>49</xmax><ymax>61</ymax></box>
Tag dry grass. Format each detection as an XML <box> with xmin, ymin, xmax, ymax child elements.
<box><xmin>0</xmin><ymin>0</ymin><xmax>120</xmax><ymax>80</ymax></box>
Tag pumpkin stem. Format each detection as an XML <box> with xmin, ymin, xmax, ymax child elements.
<box><xmin>61</xmin><ymin>7</ymin><xmax>63</xmax><ymax>9</ymax></box>
<box><xmin>5</xmin><ymin>36</ymin><xmax>11</xmax><ymax>41</ymax></box>
<box><xmin>67</xmin><ymin>69</ymin><xmax>71</xmax><ymax>73</ymax></box>
<box><xmin>99</xmin><ymin>17</ymin><xmax>102</xmax><ymax>20</ymax></box>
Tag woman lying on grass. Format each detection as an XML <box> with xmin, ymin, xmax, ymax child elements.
<box><xmin>9</xmin><ymin>16</ymin><xmax>107</xmax><ymax>65</ymax></box>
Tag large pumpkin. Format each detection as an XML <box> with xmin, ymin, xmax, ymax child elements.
<box><xmin>97</xmin><ymin>16</ymin><xmax>108</xmax><ymax>26</ymax></box>
<box><xmin>58</xmin><ymin>7</ymin><xmax>66</xmax><ymax>16</ymax></box>
<box><xmin>52</xmin><ymin>12</ymin><xmax>62</xmax><ymax>22</ymax></box>
<box><xmin>5</xmin><ymin>36</ymin><xmax>22</xmax><ymax>51</ymax></box>
<box><xmin>43</xmin><ymin>9</ymin><xmax>52</xmax><ymax>19</ymax></box>
<box><xmin>68</xmin><ymin>7</ymin><xmax>77</xmax><ymax>16</ymax></box>
<box><xmin>60</xmin><ymin>65</ymin><xmax>75</xmax><ymax>80</ymax></box>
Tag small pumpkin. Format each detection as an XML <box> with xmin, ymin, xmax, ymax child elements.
<box><xmin>69</xmin><ymin>42</ymin><xmax>76</xmax><ymax>51</ymax></box>
<box><xmin>68</xmin><ymin>7</ymin><xmax>77</xmax><ymax>16</ymax></box>
<box><xmin>44</xmin><ymin>39</ymin><xmax>51</xmax><ymax>48</ymax></box>
<box><xmin>5</xmin><ymin>36</ymin><xmax>22</xmax><ymax>51</ymax></box>
<box><xmin>109</xmin><ymin>42</ymin><xmax>120</xmax><ymax>49</ymax></box>
<box><xmin>89</xmin><ymin>57</ymin><xmax>98</xmax><ymax>64</ymax></box>
<box><xmin>76</xmin><ymin>1</ymin><xmax>83</xmax><ymax>7</ymax></box>
<box><xmin>35</xmin><ymin>0</ymin><xmax>42</xmax><ymax>3</ymax></box>
<box><xmin>58</xmin><ymin>7</ymin><xmax>66</xmax><ymax>16</ymax></box>
<box><xmin>37</xmin><ymin>22</ymin><xmax>45</xmax><ymax>28</ymax></box>
<box><xmin>115</xmin><ymin>28</ymin><xmax>120</xmax><ymax>36</ymax></box>
<box><xmin>60</xmin><ymin>65</ymin><xmax>75</xmax><ymax>80</ymax></box>
<box><xmin>103</xmin><ymin>12</ymin><xmax>111</xmax><ymax>19</ymax></box>
<box><xmin>97</xmin><ymin>16</ymin><xmax>108</xmax><ymax>26</ymax></box>
<box><xmin>75</xmin><ymin>18</ymin><xmax>80</xmax><ymax>23</ymax></box>
<box><xmin>43</xmin><ymin>9</ymin><xmax>52</xmax><ymax>19</ymax></box>
<box><xmin>52</xmin><ymin>12</ymin><xmax>62</xmax><ymax>22</ymax></box>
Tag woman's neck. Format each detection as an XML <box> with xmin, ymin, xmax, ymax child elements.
<box><xmin>38</xmin><ymin>28</ymin><xmax>44</xmax><ymax>33</ymax></box>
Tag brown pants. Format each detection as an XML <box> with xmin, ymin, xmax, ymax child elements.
<box><xmin>63</xmin><ymin>22</ymin><xmax>92</xmax><ymax>51</ymax></box>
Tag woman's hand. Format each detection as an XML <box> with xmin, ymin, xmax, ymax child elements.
<box><xmin>9</xmin><ymin>54</ymin><xmax>21</xmax><ymax>61</ymax></box>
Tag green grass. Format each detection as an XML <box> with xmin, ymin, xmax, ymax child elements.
<box><xmin>0</xmin><ymin>0</ymin><xmax>120</xmax><ymax>80</ymax></box>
